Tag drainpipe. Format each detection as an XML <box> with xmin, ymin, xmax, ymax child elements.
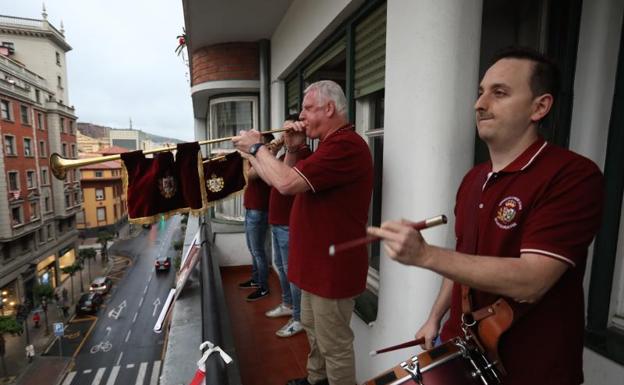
<box><xmin>259</xmin><ymin>39</ymin><xmax>270</xmax><ymax>131</ymax></box>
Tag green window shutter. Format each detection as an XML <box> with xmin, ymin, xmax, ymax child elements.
<box><xmin>303</xmin><ymin>38</ymin><xmax>347</xmax><ymax>80</ymax></box>
<box><xmin>354</xmin><ymin>3</ymin><xmax>386</xmax><ymax>98</ymax></box>
<box><xmin>286</xmin><ymin>77</ymin><xmax>300</xmax><ymax>114</ymax></box>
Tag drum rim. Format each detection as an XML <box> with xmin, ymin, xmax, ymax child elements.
<box><xmin>419</xmin><ymin>349</ymin><xmax>464</xmax><ymax>373</ymax></box>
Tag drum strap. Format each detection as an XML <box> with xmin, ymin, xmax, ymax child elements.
<box><xmin>459</xmin><ymin>167</ymin><xmax>512</xmax><ymax>375</ymax></box>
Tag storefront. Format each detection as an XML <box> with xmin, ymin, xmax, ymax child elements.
<box><xmin>58</xmin><ymin>246</ymin><xmax>76</xmax><ymax>283</ymax></box>
<box><xmin>0</xmin><ymin>280</ymin><xmax>20</xmax><ymax>316</ymax></box>
<box><xmin>36</xmin><ymin>254</ymin><xmax>57</xmax><ymax>288</ymax></box>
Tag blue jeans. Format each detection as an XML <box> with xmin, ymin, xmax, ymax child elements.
<box><xmin>245</xmin><ymin>209</ymin><xmax>269</xmax><ymax>291</ymax></box>
<box><xmin>271</xmin><ymin>225</ymin><xmax>301</xmax><ymax>321</ymax></box>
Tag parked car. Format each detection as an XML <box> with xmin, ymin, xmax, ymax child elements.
<box><xmin>89</xmin><ymin>276</ymin><xmax>113</xmax><ymax>294</ymax></box>
<box><xmin>155</xmin><ymin>256</ymin><xmax>172</xmax><ymax>272</ymax></box>
<box><xmin>75</xmin><ymin>292</ymin><xmax>103</xmax><ymax>315</ymax></box>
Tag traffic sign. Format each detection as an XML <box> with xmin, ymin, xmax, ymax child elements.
<box><xmin>53</xmin><ymin>322</ymin><xmax>64</xmax><ymax>337</ymax></box>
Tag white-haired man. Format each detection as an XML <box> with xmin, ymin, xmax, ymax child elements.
<box><xmin>233</xmin><ymin>80</ymin><xmax>373</xmax><ymax>385</ymax></box>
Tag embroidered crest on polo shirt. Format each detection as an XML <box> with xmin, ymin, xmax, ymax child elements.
<box><xmin>206</xmin><ymin>174</ymin><xmax>225</xmax><ymax>193</ymax></box>
<box><xmin>158</xmin><ymin>174</ymin><xmax>177</xmax><ymax>198</ymax></box>
<box><xmin>495</xmin><ymin>196</ymin><xmax>523</xmax><ymax>229</ymax></box>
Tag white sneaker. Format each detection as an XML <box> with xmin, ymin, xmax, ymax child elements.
<box><xmin>276</xmin><ymin>319</ymin><xmax>303</xmax><ymax>337</ymax></box>
<box><xmin>265</xmin><ymin>303</ymin><xmax>293</xmax><ymax>318</ymax></box>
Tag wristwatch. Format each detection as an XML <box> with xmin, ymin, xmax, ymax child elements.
<box><xmin>249</xmin><ymin>143</ymin><xmax>264</xmax><ymax>156</ymax></box>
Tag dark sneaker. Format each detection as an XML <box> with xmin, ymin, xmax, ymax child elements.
<box><xmin>246</xmin><ymin>288</ymin><xmax>269</xmax><ymax>301</ymax></box>
<box><xmin>238</xmin><ymin>279</ymin><xmax>259</xmax><ymax>289</ymax></box>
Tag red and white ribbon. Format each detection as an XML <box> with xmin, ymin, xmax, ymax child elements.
<box><xmin>187</xmin><ymin>340</ymin><xmax>233</xmax><ymax>385</ymax></box>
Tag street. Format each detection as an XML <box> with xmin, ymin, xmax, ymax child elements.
<box><xmin>60</xmin><ymin>216</ymin><xmax>180</xmax><ymax>385</ymax></box>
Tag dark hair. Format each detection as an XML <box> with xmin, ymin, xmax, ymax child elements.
<box><xmin>262</xmin><ymin>133</ymin><xmax>275</xmax><ymax>143</ymax></box>
<box><xmin>286</xmin><ymin>113</ymin><xmax>299</xmax><ymax>122</ymax></box>
<box><xmin>490</xmin><ymin>46</ymin><xmax>560</xmax><ymax>99</ymax></box>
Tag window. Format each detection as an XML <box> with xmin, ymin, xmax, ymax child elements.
<box><xmin>1</xmin><ymin>100</ymin><xmax>10</xmax><ymax>120</ymax></box>
<box><xmin>23</xmin><ymin>138</ymin><xmax>32</xmax><ymax>156</ymax></box>
<box><xmin>69</xmin><ymin>120</ymin><xmax>75</xmax><ymax>135</ymax></box>
<box><xmin>95</xmin><ymin>188</ymin><xmax>105</xmax><ymax>200</ymax></box>
<box><xmin>8</xmin><ymin>171</ymin><xmax>19</xmax><ymax>191</ymax></box>
<box><xmin>55</xmin><ymin>51</ymin><xmax>61</xmax><ymax>65</ymax></box>
<box><xmin>4</xmin><ymin>135</ymin><xmax>16</xmax><ymax>155</ymax></box>
<box><xmin>71</xmin><ymin>144</ymin><xmax>76</xmax><ymax>158</ymax></box>
<box><xmin>73</xmin><ymin>191</ymin><xmax>80</xmax><ymax>205</ymax></box>
<box><xmin>95</xmin><ymin>171</ymin><xmax>103</xmax><ymax>178</ymax></box>
<box><xmin>57</xmin><ymin>75</ymin><xmax>62</xmax><ymax>89</ymax></box>
<box><xmin>41</xmin><ymin>168</ymin><xmax>48</xmax><ymax>185</ymax></box>
<box><xmin>65</xmin><ymin>193</ymin><xmax>71</xmax><ymax>207</ymax></box>
<box><xmin>97</xmin><ymin>207</ymin><xmax>106</xmax><ymax>221</ymax></box>
<box><xmin>209</xmin><ymin>96</ymin><xmax>258</xmax><ymax>221</ymax></box>
<box><xmin>35</xmin><ymin>90</ymin><xmax>41</xmax><ymax>104</ymax></box>
<box><xmin>30</xmin><ymin>201</ymin><xmax>38</xmax><ymax>220</ymax></box>
<box><xmin>60</xmin><ymin>117</ymin><xmax>65</xmax><ymax>133</ymax></box>
<box><xmin>47</xmin><ymin>224</ymin><xmax>53</xmax><ymax>240</ymax></box>
<box><xmin>38</xmin><ymin>228</ymin><xmax>44</xmax><ymax>244</ymax></box>
<box><xmin>20</xmin><ymin>105</ymin><xmax>30</xmax><ymax>124</ymax></box>
<box><xmin>39</xmin><ymin>141</ymin><xmax>46</xmax><ymax>157</ymax></box>
<box><xmin>37</xmin><ymin>112</ymin><xmax>43</xmax><ymax>130</ymax></box>
<box><xmin>26</xmin><ymin>171</ymin><xmax>36</xmax><ymax>189</ymax></box>
<box><xmin>44</xmin><ymin>196</ymin><xmax>50</xmax><ymax>212</ymax></box>
<box><xmin>62</xmin><ymin>143</ymin><xmax>67</xmax><ymax>157</ymax></box>
<box><xmin>11</xmin><ymin>206</ymin><xmax>22</xmax><ymax>226</ymax></box>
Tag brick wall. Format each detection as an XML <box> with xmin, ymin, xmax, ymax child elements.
<box><xmin>191</xmin><ymin>42</ymin><xmax>259</xmax><ymax>85</ymax></box>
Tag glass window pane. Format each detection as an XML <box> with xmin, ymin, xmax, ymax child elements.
<box><xmin>210</xmin><ymin>100</ymin><xmax>254</xmax><ymax>150</ymax></box>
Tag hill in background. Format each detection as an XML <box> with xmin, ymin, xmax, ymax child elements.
<box><xmin>77</xmin><ymin>122</ymin><xmax>183</xmax><ymax>144</ymax></box>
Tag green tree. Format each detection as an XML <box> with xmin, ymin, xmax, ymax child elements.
<box><xmin>97</xmin><ymin>231</ymin><xmax>114</xmax><ymax>262</ymax></box>
<box><xmin>79</xmin><ymin>248</ymin><xmax>97</xmax><ymax>282</ymax></box>
<box><xmin>33</xmin><ymin>283</ymin><xmax>54</xmax><ymax>304</ymax></box>
<box><xmin>61</xmin><ymin>264</ymin><xmax>81</xmax><ymax>303</ymax></box>
<box><xmin>0</xmin><ymin>316</ymin><xmax>22</xmax><ymax>375</ymax></box>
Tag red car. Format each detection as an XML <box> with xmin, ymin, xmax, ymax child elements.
<box><xmin>155</xmin><ymin>256</ymin><xmax>171</xmax><ymax>272</ymax></box>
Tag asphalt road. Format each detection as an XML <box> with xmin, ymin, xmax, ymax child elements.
<box><xmin>61</xmin><ymin>216</ymin><xmax>180</xmax><ymax>385</ymax></box>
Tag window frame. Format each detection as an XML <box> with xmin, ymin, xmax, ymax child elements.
<box><xmin>20</xmin><ymin>105</ymin><xmax>30</xmax><ymax>125</ymax></box>
<box><xmin>7</xmin><ymin>170</ymin><xmax>19</xmax><ymax>191</ymax></box>
<box><xmin>96</xmin><ymin>207</ymin><xmax>107</xmax><ymax>222</ymax></box>
<box><xmin>26</xmin><ymin>170</ymin><xmax>36</xmax><ymax>189</ymax></box>
<box><xmin>95</xmin><ymin>188</ymin><xmax>105</xmax><ymax>201</ymax></box>
<box><xmin>23</xmin><ymin>137</ymin><xmax>33</xmax><ymax>157</ymax></box>
<box><xmin>4</xmin><ymin>135</ymin><xmax>16</xmax><ymax>156</ymax></box>
<box><xmin>0</xmin><ymin>99</ymin><xmax>11</xmax><ymax>121</ymax></box>
<box><xmin>11</xmin><ymin>205</ymin><xmax>23</xmax><ymax>227</ymax></box>
<box><xmin>39</xmin><ymin>140</ymin><xmax>46</xmax><ymax>157</ymax></box>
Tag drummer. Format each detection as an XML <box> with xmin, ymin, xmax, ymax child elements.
<box><xmin>368</xmin><ymin>46</ymin><xmax>604</xmax><ymax>385</ymax></box>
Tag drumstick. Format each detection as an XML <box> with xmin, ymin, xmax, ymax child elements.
<box><xmin>369</xmin><ymin>337</ymin><xmax>426</xmax><ymax>356</ymax></box>
<box><xmin>329</xmin><ymin>215</ymin><xmax>447</xmax><ymax>256</ymax></box>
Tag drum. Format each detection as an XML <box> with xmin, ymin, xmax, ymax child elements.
<box><xmin>363</xmin><ymin>338</ymin><xmax>501</xmax><ymax>385</ymax></box>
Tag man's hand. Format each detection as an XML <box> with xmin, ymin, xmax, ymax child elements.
<box><xmin>232</xmin><ymin>129</ymin><xmax>262</xmax><ymax>153</ymax></box>
<box><xmin>414</xmin><ymin>317</ymin><xmax>441</xmax><ymax>350</ymax></box>
<box><xmin>283</xmin><ymin>121</ymin><xmax>307</xmax><ymax>148</ymax></box>
<box><xmin>367</xmin><ymin>219</ymin><xmax>431</xmax><ymax>267</ymax></box>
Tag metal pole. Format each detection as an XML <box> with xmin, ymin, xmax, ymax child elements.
<box><xmin>58</xmin><ymin>336</ymin><xmax>63</xmax><ymax>357</ymax></box>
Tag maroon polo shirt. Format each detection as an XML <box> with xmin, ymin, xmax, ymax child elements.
<box><xmin>243</xmin><ymin>172</ymin><xmax>270</xmax><ymax>211</ymax></box>
<box><xmin>288</xmin><ymin>128</ymin><xmax>373</xmax><ymax>299</ymax></box>
<box><xmin>440</xmin><ymin>137</ymin><xmax>604</xmax><ymax>385</ymax></box>
<box><xmin>269</xmin><ymin>149</ymin><xmax>312</xmax><ymax>225</ymax></box>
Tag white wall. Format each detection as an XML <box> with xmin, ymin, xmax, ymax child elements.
<box><xmin>352</xmin><ymin>0</ymin><xmax>483</xmax><ymax>382</ymax></box>
<box><xmin>270</xmin><ymin>0</ymin><xmax>364</xmax><ymax>80</ymax></box>
<box><xmin>572</xmin><ymin>0</ymin><xmax>624</xmax><ymax>382</ymax></box>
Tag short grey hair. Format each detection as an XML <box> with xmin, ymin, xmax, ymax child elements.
<box><xmin>304</xmin><ymin>80</ymin><xmax>347</xmax><ymax>118</ymax></box>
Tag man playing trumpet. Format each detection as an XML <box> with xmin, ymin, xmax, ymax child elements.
<box><xmin>233</xmin><ymin>80</ymin><xmax>373</xmax><ymax>385</ymax></box>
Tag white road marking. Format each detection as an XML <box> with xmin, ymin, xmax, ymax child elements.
<box><xmin>135</xmin><ymin>362</ymin><xmax>148</xmax><ymax>385</ymax></box>
<box><xmin>126</xmin><ymin>363</ymin><xmax>135</xmax><ymax>368</ymax></box>
<box><xmin>125</xmin><ymin>330</ymin><xmax>132</xmax><ymax>342</ymax></box>
<box><xmin>105</xmin><ymin>366</ymin><xmax>120</xmax><ymax>385</ymax></box>
<box><xmin>116</xmin><ymin>352</ymin><xmax>124</xmax><ymax>366</ymax></box>
<box><xmin>133</xmin><ymin>312</ymin><xmax>138</xmax><ymax>323</ymax></box>
<box><xmin>139</xmin><ymin>297</ymin><xmax>144</xmax><ymax>307</ymax></box>
<box><xmin>61</xmin><ymin>372</ymin><xmax>76</xmax><ymax>385</ymax></box>
<box><xmin>152</xmin><ymin>297</ymin><xmax>161</xmax><ymax>317</ymax></box>
<box><xmin>144</xmin><ymin>286</ymin><xmax>148</xmax><ymax>294</ymax></box>
<box><xmin>91</xmin><ymin>368</ymin><xmax>106</xmax><ymax>385</ymax></box>
<box><xmin>83</xmin><ymin>369</ymin><xmax>92</xmax><ymax>374</ymax></box>
<box><xmin>150</xmin><ymin>360</ymin><xmax>162</xmax><ymax>385</ymax></box>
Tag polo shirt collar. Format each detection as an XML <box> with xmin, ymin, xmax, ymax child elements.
<box><xmin>498</xmin><ymin>136</ymin><xmax>548</xmax><ymax>173</ymax></box>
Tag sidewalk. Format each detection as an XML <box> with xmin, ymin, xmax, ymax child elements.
<box><xmin>0</xmin><ymin>224</ymin><xmax>131</xmax><ymax>384</ymax></box>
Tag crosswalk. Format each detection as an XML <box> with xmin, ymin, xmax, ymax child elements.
<box><xmin>61</xmin><ymin>361</ymin><xmax>161</xmax><ymax>385</ymax></box>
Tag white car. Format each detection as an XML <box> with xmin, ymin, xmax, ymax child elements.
<box><xmin>89</xmin><ymin>276</ymin><xmax>112</xmax><ymax>294</ymax></box>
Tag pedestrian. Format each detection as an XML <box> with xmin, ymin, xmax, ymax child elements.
<box><xmin>368</xmin><ymin>47</ymin><xmax>604</xmax><ymax>385</ymax></box>
<box><xmin>25</xmin><ymin>344</ymin><xmax>35</xmax><ymax>363</ymax></box>
<box><xmin>238</xmin><ymin>134</ymin><xmax>274</xmax><ymax>302</ymax></box>
<box><xmin>264</xmin><ymin>115</ymin><xmax>312</xmax><ymax>338</ymax></box>
<box><xmin>233</xmin><ymin>80</ymin><xmax>373</xmax><ymax>385</ymax></box>
<box><xmin>33</xmin><ymin>312</ymin><xmax>40</xmax><ymax>328</ymax></box>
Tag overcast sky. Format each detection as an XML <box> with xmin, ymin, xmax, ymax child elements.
<box><xmin>2</xmin><ymin>0</ymin><xmax>194</xmax><ymax>141</ymax></box>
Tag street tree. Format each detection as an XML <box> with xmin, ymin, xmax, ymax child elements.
<box><xmin>60</xmin><ymin>264</ymin><xmax>80</xmax><ymax>303</ymax></box>
<box><xmin>97</xmin><ymin>231</ymin><xmax>114</xmax><ymax>262</ymax></box>
<box><xmin>79</xmin><ymin>248</ymin><xmax>97</xmax><ymax>282</ymax></box>
<box><xmin>0</xmin><ymin>316</ymin><xmax>23</xmax><ymax>376</ymax></box>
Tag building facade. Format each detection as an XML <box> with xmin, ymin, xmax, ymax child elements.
<box><xmin>0</xmin><ymin>11</ymin><xmax>80</xmax><ymax>309</ymax></box>
<box><xmin>179</xmin><ymin>0</ymin><xmax>624</xmax><ymax>383</ymax></box>
<box><xmin>109</xmin><ymin>128</ymin><xmax>147</xmax><ymax>151</ymax></box>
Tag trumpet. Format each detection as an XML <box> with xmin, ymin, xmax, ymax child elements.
<box><xmin>50</xmin><ymin>128</ymin><xmax>288</xmax><ymax>180</ymax></box>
